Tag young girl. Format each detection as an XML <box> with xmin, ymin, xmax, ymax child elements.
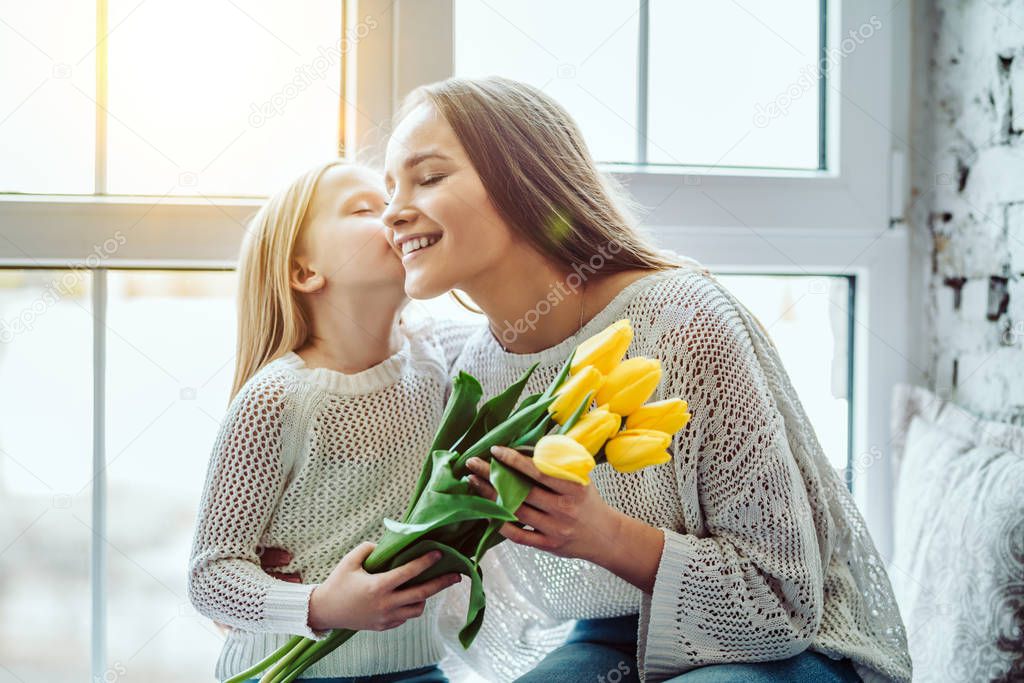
<box><xmin>187</xmin><ymin>160</ymin><xmax>474</xmax><ymax>682</ymax></box>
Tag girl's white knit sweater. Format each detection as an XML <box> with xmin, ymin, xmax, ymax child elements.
<box><xmin>436</xmin><ymin>261</ymin><xmax>912</xmax><ymax>683</ymax></box>
<box><xmin>187</xmin><ymin>317</ymin><xmax>479</xmax><ymax>681</ymax></box>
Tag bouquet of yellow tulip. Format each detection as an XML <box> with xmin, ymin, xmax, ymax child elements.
<box><xmin>531</xmin><ymin>318</ymin><xmax>691</xmax><ymax>485</ymax></box>
<box><xmin>226</xmin><ymin>318</ymin><xmax>689</xmax><ymax>683</ymax></box>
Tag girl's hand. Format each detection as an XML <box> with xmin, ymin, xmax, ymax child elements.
<box><xmin>308</xmin><ymin>542</ymin><xmax>462</xmax><ymax>632</ymax></box>
<box><xmin>465</xmin><ymin>445</ymin><xmax>624</xmax><ymax>563</ymax></box>
<box><xmin>258</xmin><ymin>545</ymin><xmax>302</xmax><ymax>583</ymax></box>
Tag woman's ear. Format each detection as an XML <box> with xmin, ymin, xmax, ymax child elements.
<box><xmin>290</xmin><ymin>257</ymin><xmax>326</xmax><ymax>294</ymax></box>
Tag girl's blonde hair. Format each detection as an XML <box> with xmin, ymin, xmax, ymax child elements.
<box><xmin>398</xmin><ymin>76</ymin><xmax>682</xmax><ymax>279</ymax></box>
<box><xmin>230</xmin><ymin>159</ymin><xmax>345</xmax><ymax>400</ymax></box>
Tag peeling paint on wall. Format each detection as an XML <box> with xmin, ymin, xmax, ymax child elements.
<box><xmin>914</xmin><ymin>1</ymin><xmax>1024</xmax><ymax>423</ymax></box>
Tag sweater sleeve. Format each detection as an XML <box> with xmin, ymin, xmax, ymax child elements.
<box><xmin>430</xmin><ymin>317</ymin><xmax>484</xmax><ymax>373</ymax></box>
<box><xmin>187</xmin><ymin>369</ymin><xmax>329</xmax><ymax>641</ymax></box>
<box><xmin>636</xmin><ymin>287</ymin><xmax>825</xmax><ymax>681</ymax></box>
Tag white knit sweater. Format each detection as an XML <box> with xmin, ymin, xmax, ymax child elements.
<box><xmin>187</xmin><ymin>317</ymin><xmax>477</xmax><ymax>681</ymax></box>
<box><xmin>436</xmin><ymin>261</ymin><xmax>912</xmax><ymax>683</ymax></box>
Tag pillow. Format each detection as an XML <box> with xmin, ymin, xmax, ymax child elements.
<box><xmin>888</xmin><ymin>390</ymin><xmax>1024</xmax><ymax>683</ymax></box>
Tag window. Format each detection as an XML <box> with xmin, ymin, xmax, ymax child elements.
<box><xmin>1</xmin><ymin>0</ymin><xmax>344</xmax><ymax>196</ymax></box>
<box><xmin>0</xmin><ymin>269</ymin><xmax>93</xmax><ymax>682</ymax></box>
<box><xmin>454</xmin><ymin>0</ymin><xmax>824</xmax><ymax>170</ymax></box>
<box><xmin>0</xmin><ymin>269</ymin><xmax>233</xmax><ymax>681</ymax></box>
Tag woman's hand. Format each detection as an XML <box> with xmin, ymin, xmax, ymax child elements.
<box><xmin>466</xmin><ymin>445</ymin><xmax>665</xmax><ymax>593</ymax></box>
<box><xmin>465</xmin><ymin>445</ymin><xmax>623</xmax><ymax>562</ymax></box>
<box><xmin>308</xmin><ymin>542</ymin><xmax>462</xmax><ymax>632</ymax></box>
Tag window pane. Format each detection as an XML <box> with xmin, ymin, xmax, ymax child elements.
<box><xmin>648</xmin><ymin>0</ymin><xmax>821</xmax><ymax>170</ymax></box>
<box><xmin>0</xmin><ymin>4</ymin><xmax>96</xmax><ymax>193</ymax></box>
<box><xmin>454</xmin><ymin>0</ymin><xmax>639</xmax><ymax>164</ymax></box>
<box><xmin>105</xmin><ymin>270</ymin><xmax>235</xmax><ymax>680</ymax></box>
<box><xmin>717</xmin><ymin>274</ymin><xmax>851</xmax><ymax>475</ymax></box>
<box><xmin>0</xmin><ymin>269</ymin><xmax>93</xmax><ymax>681</ymax></box>
<box><xmin>106</xmin><ymin>0</ymin><xmax>343</xmax><ymax>196</ymax></box>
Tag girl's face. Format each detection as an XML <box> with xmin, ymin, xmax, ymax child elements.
<box><xmin>296</xmin><ymin>164</ymin><xmax>403</xmax><ymax>290</ymax></box>
<box><xmin>382</xmin><ymin>103</ymin><xmax>516</xmax><ymax>299</ymax></box>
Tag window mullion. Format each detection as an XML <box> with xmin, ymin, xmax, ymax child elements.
<box><xmin>94</xmin><ymin>0</ymin><xmax>109</xmax><ymax>194</ymax></box>
<box><xmin>636</xmin><ymin>0</ymin><xmax>650</xmax><ymax>165</ymax></box>
<box><xmin>91</xmin><ymin>267</ymin><xmax>108</xmax><ymax>683</ymax></box>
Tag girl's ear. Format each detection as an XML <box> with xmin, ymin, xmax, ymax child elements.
<box><xmin>289</xmin><ymin>257</ymin><xmax>326</xmax><ymax>294</ymax></box>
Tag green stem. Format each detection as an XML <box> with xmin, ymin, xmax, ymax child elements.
<box><xmin>260</xmin><ymin>638</ymin><xmax>314</xmax><ymax>683</ymax></box>
<box><xmin>224</xmin><ymin>635</ymin><xmax>304</xmax><ymax>683</ymax></box>
<box><xmin>276</xmin><ymin>629</ymin><xmax>357</xmax><ymax>683</ymax></box>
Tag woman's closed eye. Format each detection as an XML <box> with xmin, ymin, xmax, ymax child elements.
<box><xmin>419</xmin><ymin>174</ymin><xmax>447</xmax><ymax>187</ymax></box>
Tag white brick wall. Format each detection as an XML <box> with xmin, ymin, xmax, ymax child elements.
<box><xmin>913</xmin><ymin>0</ymin><xmax>1024</xmax><ymax>423</ymax></box>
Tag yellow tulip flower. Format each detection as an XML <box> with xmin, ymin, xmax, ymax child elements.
<box><xmin>604</xmin><ymin>428</ymin><xmax>672</xmax><ymax>473</ymax></box>
<box><xmin>570</xmin><ymin>318</ymin><xmax>633</xmax><ymax>376</ymax></box>
<box><xmin>565</xmin><ymin>404</ymin><xmax>622</xmax><ymax>455</ymax></box>
<box><xmin>533</xmin><ymin>434</ymin><xmax>597</xmax><ymax>484</ymax></box>
<box><xmin>595</xmin><ymin>357</ymin><xmax>662</xmax><ymax>416</ymax></box>
<box><xmin>548</xmin><ymin>365</ymin><xmax>604</xmax><ymax>425</ymax></box>
<box><xmin>624</xmin><ymin>398</ymin><xmax>691</xmax><ymax>435</ymax></box>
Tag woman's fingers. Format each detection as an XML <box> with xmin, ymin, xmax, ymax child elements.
<box><xmin>464</xmin><ymin>456</ymin><xmax>491</xmax><ymax>478</ymax></box>
<box><xmin>506</xmin><ymin>500</ymin><xmax>552</xmax><ymax>530</ymax></box>
<box><xmin>490</xmin><ymin>446</ymin><xmax>580</xmax><ymax>494</ymax></box>
<box><xmin>467</xmin><ymin>473</ymin><xmax>498</xmax><ymax>501</ymax></box>
<box><xmin>379</xmin><ymin>550</ymin><xmax>442</xmax><ymax>590</ymax></box>
<box><xmin>522</xmin><ymin>482</ymin><xmax>561</xmax><ymax>511</ymax></box>
<box><xmin>497</xmin><ymin>521</ymin><xmax>551</xmax><ymax>550</ymax></box>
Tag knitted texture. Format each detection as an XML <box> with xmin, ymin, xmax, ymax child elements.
<box><xmin>187</xmin><ymin>317</ymin><xmax>481</xmax><ymax>680</ymax></box>
<box><xmin>436</xmin><ymin>263</ymin><xmax>911</xmax><ymax>683</ymax></box>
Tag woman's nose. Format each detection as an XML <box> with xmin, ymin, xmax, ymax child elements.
<box><xmin>382</xmin><ymin>200</ymin><xmax>415</xmax><ymax>228</ymax></box>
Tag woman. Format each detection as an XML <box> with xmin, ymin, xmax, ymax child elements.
<box><xmin>376</xmin><ymin>77</ymin><xmax>910</xmax><ymax>683</ymax></box>
<box><xmin>262</xmin><ymin>77</ymin><xmax>911</xmax><ymax>682</ymax></box>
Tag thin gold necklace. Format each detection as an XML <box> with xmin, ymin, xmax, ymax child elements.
<box><xmin>577</xmin><ymin>280</ymin><xmax>586</xmax><ymax>334</ymax></box>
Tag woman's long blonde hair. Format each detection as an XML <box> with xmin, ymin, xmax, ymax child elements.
<box><xmin>230</xmin><ymin>159</ymin><xmax>345</xmax><ymax>400</ymax></box>
<box><xmin>399</xmin><ymin>77</ymin><xmax>682</xmax><ymax>280</ymax></box>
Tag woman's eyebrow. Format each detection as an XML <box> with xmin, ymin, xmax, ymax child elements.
<box><xmin>404</xmin><ymin>151</ymin><xmax>452</xmax><ymax>169</ymax></box>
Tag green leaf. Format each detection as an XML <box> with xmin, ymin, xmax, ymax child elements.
<box><xmin>452</xmin><ymin>363</ymin><xmax>537</xmax><ymax>453</ymax></box>
<box><xmin>471</xmin><ymin>455</ymin><xmax>535</xmax><ymax>562</ymax></box>
<box><xmin>367</xmin><ymin>451</ymin><xmax>517</xmax><ymax>571</ymax></box>
<box><xmin>510</xmin><ymin>413</ymin><xmax>553</xmax><ymax>448</ymax></box>
<box><xmin>431</xmin><ymin>372</ymin><xmax>483</xmax><ymax>452</ymax></box>
<box><xmin>515</xmin><ymin>391</ymin><xmax>544</xmax><ymax>412</ymax></box>
<box><xmin>554</xmin><ymin>391</ymin><xmax>593</xmax><ymax>435</ymax></box>
<box><xmin>453</xmin><ymin>395</ymin><xmax>557</xmax><ymax>473</ymax></box>
<box><xmin>403</xmin><ymin>373</ymin><xmax>483</xmax><ymax>523</ymax></box>
<box><xmin>386</xmin><ymin>539</ymin><xmax>488</xmax><ymax>648</ymax></box>
<box><xmin>540</xmin><ymin>349</ymin><xmax>576</xmax><ymax>400</ymax></box>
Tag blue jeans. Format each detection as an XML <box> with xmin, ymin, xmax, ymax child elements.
<box><xmin>243</xmin><ymin>662</ymin><xmax>447</xmax><ymax>683</ymax></box>
<box><xmin>512</xmin><ymin>613</ymin><xmax>863</xmax><ymax>682</ymax></box>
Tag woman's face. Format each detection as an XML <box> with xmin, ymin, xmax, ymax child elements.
<box><xmin>382</xmin><ymin>103</ymin><xmax>516</xmax><ymax>299</ymax></box>
<box><xmin>299</xmin><ymin>164</ymin><xmax>403</xmax><ymax>290</ymax></box>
